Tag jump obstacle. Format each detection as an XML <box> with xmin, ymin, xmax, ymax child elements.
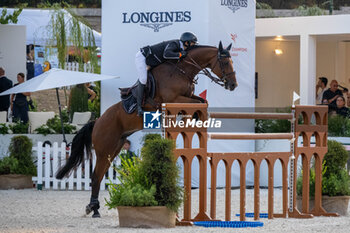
<box><xmin>162</xmin><ymin>103</ymin><xmax>338</xmax><ymax>225</ymax></box>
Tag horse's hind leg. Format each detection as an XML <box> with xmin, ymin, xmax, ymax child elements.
<box><xmin>86</xmin><ymin>139</ymin><xmax>125</xmax><ymax>218</ymax></box>
<box><xmin>85</xmin><ymin>156</ymin><xmax>110</xmax><ymax>218</ymax></box>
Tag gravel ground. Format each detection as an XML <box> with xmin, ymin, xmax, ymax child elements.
<box><xmin>0</xmin><ymin>188</ymin><xmax>349</xmax><ymax>233</ymax></box>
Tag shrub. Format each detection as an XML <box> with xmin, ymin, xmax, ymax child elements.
<box><xmin>34</xmin><ymin>110</ymin><xmax>76</xmax><ymax>135</ymax></box>
<box><xmin>0</xmin><ymin>123</ymin><xmax>10</xmax><ymax>134</ymax></box>
<box><xmin>328</xmin><ymin>115</ymin><xmax>350</xmax><ymax>137</ymax></box>
<box><xmin>69</xmin><ymin>84</ymin><xmax>88</xmax><ymax>120</ymax></box>
<box><xmin>297</xmin><ymin>140</ymin><xmax>350</xmax><ymax>197</ymax></box>
<box><xmin>140</xmin><ymin>134</ymin><xmax>183</xmax><ymax>212</ymax></box>
<box><xmin>255</xmin><ymin>107</ymin><xmax>292</xmax><ymax>133</ymax></box>
<box><xmin>105</xmin><ymin>157</ymin><xmax>158</xmax><ymax>208</ymax></box>
<box><xmin>106</xmin><ymin>134</ymin><xmax>183</xmax><ymax>212</ymax></box>
<box><xmin>297</xmin><ymin>5</ymin><xmax>326</xmax><ymax>16</ymax></box>
<box><xmin>9</xmin><ymin>120</ymin><xmax>29</xmax><ymax>134</ymax></box>
<box><xmin>0</xmin><ymin>156</ymin><xmax>19</xmax><ymax>175</ymax></box>
<box><xmin>0</xmin><ymin>135</ymin><xmax>36</xmax><ymax>176</ymax></box>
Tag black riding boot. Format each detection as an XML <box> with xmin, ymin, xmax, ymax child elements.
<box><xmin>137</xmin><ymin>81</ymin><xmax>146</xmax><ymax>116</ymax></box>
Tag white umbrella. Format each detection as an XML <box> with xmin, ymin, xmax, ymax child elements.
<box><xmin>0</xmin><ymin>68</ymin><xmax>118</xmax><ymax>143</ymax></box>
<box><xmin>0</xmin><ymin>68</ymin><xmax>118</xmax><ymax>95</ymax></box>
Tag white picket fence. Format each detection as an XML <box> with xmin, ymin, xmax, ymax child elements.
<box><xmin>32</xmin><ymin>142</ymin><xmax>120</xmax><ymax>190</ymax></box>
<box><xmin>64</xmin><ymin>62</ymin><xmax>94</xmax><ymax>73</ymax></box>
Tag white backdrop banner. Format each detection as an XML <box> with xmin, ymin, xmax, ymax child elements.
<box><xmin>101</xmin><ymin>0</ymin><xmax>256</xmax><ymax>187</ymax></box>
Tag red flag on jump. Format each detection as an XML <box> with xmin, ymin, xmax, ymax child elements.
<box><xmin>199</xmin><ymin>89</ymin><xmax>207</xmax><ymax>100</ymax></box>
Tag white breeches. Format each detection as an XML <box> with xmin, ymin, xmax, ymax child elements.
<box><xmin>135</xmin><ymin>51</ymin><xmax>147</xmax><ymax>85</ymax></box>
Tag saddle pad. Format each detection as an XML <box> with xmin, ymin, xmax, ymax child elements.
<box><xmin>120</xmin><ymin>72</ymin><xmax>156</xmax><ymax>114</ymax></box>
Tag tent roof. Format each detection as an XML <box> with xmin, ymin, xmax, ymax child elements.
<box><xmin>1</xmin><ymin>8</ymin><xmax>101</xmax><ymax>47</ymax></box>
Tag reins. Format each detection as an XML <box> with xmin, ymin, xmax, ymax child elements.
<box><xmin>168</xmin><ymin>52</ymin><xmax>234</xmax><ymax>87</ymax></box>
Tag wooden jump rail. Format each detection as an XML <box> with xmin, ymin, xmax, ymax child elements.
<box><xmin>208</xmin><ymin>133</ymin><xmax>294</xmax><ymax>140</ymax></box>
<box><xmin>209</xmin><ymin>112</ymin><xmax>293</xmax><ymax>120</ymax></box>
<box><xmin>162</xmin><ymin>103</ymin><xmax>338</xmax><ymax>226</ymax></box>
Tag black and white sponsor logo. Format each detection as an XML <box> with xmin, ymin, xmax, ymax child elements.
<box><xmin>221</xmin><ymin>0</ymin><xmax>248</xmax><ymax>13</ymax></box>
<box><xmin>122</xmin><ymin>11</ymin><xmax>191</xmax><ymax>32</ymax></box>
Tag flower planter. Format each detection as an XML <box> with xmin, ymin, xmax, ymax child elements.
<box><xmin>297</xmin><ymin>196</ymin><xmax>350</xmax><ymax>216</ymax></box>
<box><xmin>117</xmin><ymin>206</ymin><xmax>176</xmax><ymax>228</ymax></box>
<box><xmin>0</xmin><ymin>174</ymin><xmax>33</xmax><ymax>189</ymax></box>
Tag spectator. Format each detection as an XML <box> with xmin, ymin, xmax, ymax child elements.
<box><xmin>0</xmin><ymin>67</ymin><xmax>13</xmax><ymax>116</ymax></box>
<box><xmin>334</xmin><ymin>96</ymin><xmax>349</xmax><ymax>118</ymax></box>
<box><xmin>85</xmin><ymin>83</ymin><xmax>96</xmax><ymax>102</ymax></box>
<box><xmin>322</xmin><ymin>80</ymin><xmax>343</xmax><ymax>112</ymax></box>
<box><xmin>316</xmin><ymin>77</ymin><xmax>328</xmax><ymax>105</ymax></box>
<box><xmin>10</xmin><ymin>73</ymin><xmax>31</xmax><ymax>124</ymax></box>
<box><xmin>119</xmin><ymin>139</ymin><xmax>137</xmax><ymax>161</ymax></box>
<box><xmin>26</xmin><ymin>44</ymin><xmax>35</xmax><ymax>80</ymax></box>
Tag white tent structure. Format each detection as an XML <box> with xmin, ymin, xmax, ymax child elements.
<box><xmin>0</xmin><ymin>8</ymin><xmax>101</xmax><ymax>47</ymax></box>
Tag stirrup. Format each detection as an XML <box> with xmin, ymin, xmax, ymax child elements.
<box><xmin>137</xmin><ymin>107</ymin><xmax>144</xmax><ymax>116</ymax></box>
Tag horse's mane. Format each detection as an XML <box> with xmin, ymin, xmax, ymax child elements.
<box><xmin>187</xmin><ymin>45</ymin><xmax>216</xmax><ymax>52</ymax></box>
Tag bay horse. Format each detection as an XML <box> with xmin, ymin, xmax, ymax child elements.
<box><xmin>56</xmin><ymin>42</ymin><xmax>237</xmax><ymax>217</ymax></box>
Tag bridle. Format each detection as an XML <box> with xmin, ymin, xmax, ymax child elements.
<box><xmin>180</xmin><ymin>50</ymin><xmax>236</xmax><ymax>87</ymax></box>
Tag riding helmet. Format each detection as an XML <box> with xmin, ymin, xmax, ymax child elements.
<box><xmin>180</xmin><ymin>32</ymin><xmax>198</xmax><ymax>44</ymax></box>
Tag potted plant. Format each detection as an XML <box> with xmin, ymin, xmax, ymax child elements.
<box><xmin>105</xmin><ymin>134</ymin><xmax>183</xmax><ymax>228</ymax></box>
<box><xmin>297</xmin><ymin>140</ymin><xmax>350</xmax><ymax>215</ymax></box>
<box><xmin>0</xmin><ymin>135</ymin><xmax>36</xmax><ymax>189</ymax></box>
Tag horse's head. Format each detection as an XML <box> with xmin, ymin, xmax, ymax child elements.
<box><xmin>210</xmin><ymin>42</ymin><xmax>237</xmax><ymax>91</ymax></box>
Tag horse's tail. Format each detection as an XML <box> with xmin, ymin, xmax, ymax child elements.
<box><xmin>56</xmin><ymin>121</ymin><xmax>95</xmax><ymax>179</ymax></box>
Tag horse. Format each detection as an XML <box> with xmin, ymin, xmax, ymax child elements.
<box><xmin>56</xmin><ymin>41</ymin><xmax>237</xmax><ymax>218</ymax></box>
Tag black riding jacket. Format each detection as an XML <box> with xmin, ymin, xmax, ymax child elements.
<box><xmin>140</xmin><ymin>40</ymin><xmax>184</xmax><ymax>68</ymax></box>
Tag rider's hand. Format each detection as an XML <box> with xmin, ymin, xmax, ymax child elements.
<box><xmin>179</xmin><ymin>50</ymin><xmax>187</xmax><ymax>59</ymax></box>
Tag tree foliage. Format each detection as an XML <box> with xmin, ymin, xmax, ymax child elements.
<box><xmin>256</xmin><ymin>0</ymin><xmax>347</xmax><ymax>10</ymax></box>
<box><xmin>0</xmin><ymin>7</ymin><xmax>22</xmax><ymax>24</ymax></box>
<box><xmin>1</xmin><ymin>1</ymin><xmax>101</xmax><ymax>8</ymax></box>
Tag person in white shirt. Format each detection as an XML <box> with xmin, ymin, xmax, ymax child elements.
<box><xmin>316</xmin><ymin>77</ymin><xmax>328</xmax><ymax>105</ymax></box>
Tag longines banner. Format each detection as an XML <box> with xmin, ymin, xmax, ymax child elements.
<box><xmin>101</xmin><ymin>0</ymin><xmax>258</xmax><ymax>187</ymax></box>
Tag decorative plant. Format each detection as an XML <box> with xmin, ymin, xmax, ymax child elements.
<box><xmin>255</xmin><ymin>107</ymin><xmax>292</xmax><ymax>133</ymax></box>
<box><xmin>105</xmin><ymin>157</ymin><xmax>158</xmax><ymax>208</ymax></box>
<box><xmin>297</xmin><ymin>140</ymin><xmax>350</xmax><ymax>197</ymax></box>
<box><xmin>328</xmin><ymin>115</ymin><xmax>350</xmax><ymax>137</ymax></box>
<box><xmin>106</xmin><ymin>134</ymin><xmax>183</xmax><ymax>212</ymax></box>
<box><xmin>0</xmin><ymin>135</ymin><xmax>36</xmax><ymax>176</ymax></box>
<box><xmin>34</xmin><ymin>110</ymin><xmax>76</xmax><ymax>135</ymax></box>
<box><xmin>69</xmin><ymin>84</ymin><xmax>88</xmax><ymax>119</ymax></box>
<box><xmin>140</xmin><ymin>134</ymin><xmax>183</xmax><ymax>211</ymax></box>
<box><xmin>0</xmin><ymin>123</ymin><xmax>10</xmax><ymax>134</ymax></box>
<box><xmin>9</xmin><ymin>120</ymin><xmax>29</xmax><ymax>134</ymax></box>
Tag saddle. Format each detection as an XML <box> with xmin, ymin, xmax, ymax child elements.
<box><xmin>119</xmin><ymin>71</ymin><xmax>156</xmax><ymax>114</ymax></box>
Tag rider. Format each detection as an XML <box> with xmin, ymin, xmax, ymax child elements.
<box><xmin>135</xmin><ymin>32</ymin><xmax>198</xmax><ymax>116</ymax></box>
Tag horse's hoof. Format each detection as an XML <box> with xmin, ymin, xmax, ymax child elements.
<box><xmin>85</xmin><ymin>204</ymin><xmax>93</xmax><ymax>215</ymax></box>
<box><xmin>92</xmin><ymin>210</ymin><xmax>101</xmax><ymax>218</ymax></box>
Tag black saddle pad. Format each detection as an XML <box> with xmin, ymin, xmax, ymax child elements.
<box><xmin>120</xmin><ymin>72</ymin><xmax>156</xmax><ymax>114</ymax></box>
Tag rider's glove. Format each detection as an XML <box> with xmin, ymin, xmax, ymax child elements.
<box><xmin>179</xmin><ymin>50</ymin><xmax>187</xmax><ymax>59</ymax></box>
